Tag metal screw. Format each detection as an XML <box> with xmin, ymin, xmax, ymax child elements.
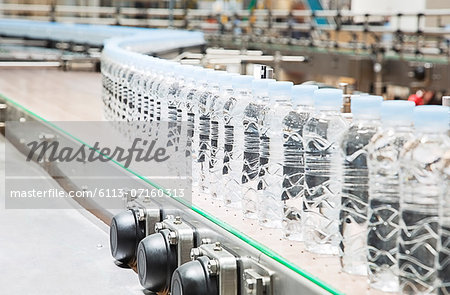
<box><xmin>190</xmin><ymin>248</ymin><xmax>203</xmax><ymax>260</ymax></box>
<box><xmin>168</xmin><ymin>231</ymin><xmax>178</xmax><ymax>245</ymax></box>
<box><xmin>174</xmin><ymin>216</ymin><xmax>182</xmax><ymax>224</ymax></box>
<box><xmin>154</xmin><ymin>222</ymin><xmax>164</xmax><ymax>232</ymax></box>
<box><xmin>213</xmin><ymin>242</ymin><xmax>222</xmax><ymax>251</ymax></box>
<box><xmin>207</xmin><ymin>259</ymin><xmax>219</xmax><ymax>275</ymax></box>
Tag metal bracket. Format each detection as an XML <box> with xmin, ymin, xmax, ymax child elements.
<box><xmin>127</xmin><ymin>198</ymin><xmax>161</xmax><ymax>236</ymax></box>
<box><xmin>192</xmin><ymin>242</ymin><xmax>238</xmax><ymax>295</ymax></box>
<box><xmin>155</xmin><ymin>215</ymin><xmax>195</xmax><ymax>265</ymax></box>
<box><xmin>241</xmin><ymin>258</ymin><xmax>273</xmax><ymax>295</ymax></box>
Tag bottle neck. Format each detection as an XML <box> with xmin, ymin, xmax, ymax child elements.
<box><xmin>382</xmin><ymin>120</ymin><xmax>413</xmax><ymax>129</ymax></box>
<box><xmin>236</xmin><ymin>89</ymin><xmax>252</xmax><ymax>97</ymax></box>
<box><xmin>316</xmin><ymin>107</ymin><xmax>341</xmax><ymax>114</ymax></box>
<box><xmin>415</xmin><ymin>128</ymin><xmax>448</xmax><ymax>136</ymax></box>
<box><xmin>295</xmin><ymin>104</ymin><xmax>314</xmax><ymax>112</ymax></box>
<box><xmin>271</xmin><ymin>97</ymin><xmax>291</xmax><ymax>105</ymax></box>
<box><xmin>221</xmin><ymin>86</ymin><xmax>233</xmax><ymax>95</ymax></box>
<box><xmin>352</xmin><ymin>114</ymin><xmax>381</xmax><ymax>123</ymax></box>
<box><xmin>252</xmin><ymin>95</ymin><xmax>268</xmax><ymax>103</ymax></box>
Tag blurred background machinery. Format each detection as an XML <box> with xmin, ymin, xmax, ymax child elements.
<box><xmin>0</xmin><ymin>0</ymin><xmax>449</xmax><ymax>103</ymax></box>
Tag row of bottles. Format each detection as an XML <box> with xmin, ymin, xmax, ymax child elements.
<box><xmin>100</xmin><ymin>54</ymin><xmax>449</xmax><ymax>294</ymax></box>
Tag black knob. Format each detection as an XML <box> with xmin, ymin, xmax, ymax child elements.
<box><xmin>110</xmin><ymin>209</ymin><xmax>145</xmax><ymax>264</ymax></box>
<box><xmin>137</xmin><ymin>229</ymin><xmax>178</xmax><ymax>292</ymax></box>
<box><xmin>414</xmin><ymin>66</ymin><xmax>426</xmax><ymax>81</ymax></box>
<box><xmin>171</xmin><ymin>257</ymin><xmax>219</xmax><ymax>295</ymax></box>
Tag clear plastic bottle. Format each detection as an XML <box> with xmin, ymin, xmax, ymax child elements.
<box><xmin>282</xmin><ymin>84</ymin><xmax>318</xmax><ymax>241</ymax></box>
<box><xmin>197</xmin><ymin>70</ymin><xmax>226</xmax><ymax>197</ymax></box>
<box><xmin>222</xmin><ymin>75</ymin><xmax>254</xmax><ymax>208</ymax></box>
<box><xmin>242</xmin><ymin>79</ymin><xmax>275</xmax><ymax>218</ymax></box>
<box><xmin>152</xmin><ymin>59</ymin><xmax>172</xmax><ymax>122</ymax></box>
<box><xmin>399</xmin><ymin>106</ymin><xmax>450</xmax><ymax>294</ymax></box>
<box><xmin>157</xmin><ymin>61</ymin><xmax>178</xmax><ymax>122</ymax></box>
<box><xmin>177</xmin><ymin>67</ymin><xmax>207</xmax><ymax>189</ymax></box>
<box><xmin>258</xmin><ymin>81</ymin><xmax>293</xmax><ymax>228</ymax></box>
<box><xmin>340</xmin><ymin>95</ymin><xmax>383</xmax><ymax>275</ymax></box>
<box><xmin>118</xmin><ymin>65</ymin><xmax>131</xmax><ymax>121</ymax></box>
<box><xmin>366</xmin><ymin>100</ymin><xmax>415</xmax><ymax>292</ymax></box>
<box><xmin>303</xmin><ymin>88</ymin><xmax>349</xmax><ymax>255</ymax></box>
<box><xmin>208</xmin><ymin>72</ymin><xmax>236</xmax><ymax>200</ymax></box>
<box><xmin>192</xmin><ymin>68</ymin><xmax>214</xmax><ymax>196</ymax></box>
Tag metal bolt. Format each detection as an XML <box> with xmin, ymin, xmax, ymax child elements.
<box><xmin>190</xmin><ymin>248</ymin><xmax>203</xmax><ymax>260</ymax></box>
<box><xmin>137</xmin><ymin>208</ymin><xmax>145</xmax><ymax>221</ymax></box>
<box><xmin>246</xmin><ymin>278</ymin><xmax>256</xmax><ymax>290</ymax></box>
<box><xmin>168</xmin><ymin>231</ymin><xmax>178</xmax><ymax>245</ymax></box>
<box><xmin>201</xmin><ymin>238</ymin><xmax>212</xmax><ymax>245</ymax></box>
<box><xmin>127</xmin><ymin>191</ymin><xmax>137</xmax><ymax>202</ymax></box>
<box><xmin>154</xmin><ymin>222</ymin><xmax>164</xmax><ymax>232</ymax></box>
<box><xmin>213</xmin><ymin>242</ymin><xmax>222</xmax><ymax>251</ymax></box>
<box><xmin>143</xmin><ymin>194</ymin><xmax>151</xmax><ymax>203</ymax></box>
<box><xmin>207</xmin><ymin>259</ymin><xmax>219</xmax><ymax>275</ymax></box>
<box><xmin>174</xmin><ymin>216</ymin><xmax>182</xmax><ymax>224</ymax></box>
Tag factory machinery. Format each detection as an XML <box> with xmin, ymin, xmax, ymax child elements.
<box><xmin>0</xmin><ymin>16</ymin><xmax>448</xmax><ymax>295</ymax></box>
<box><xmin>1</xmin><ymin>3</ymin><xmax>450</xmax><ymax>97</ymax></box>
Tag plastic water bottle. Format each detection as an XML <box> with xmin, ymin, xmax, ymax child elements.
<box><xmin>303</xmin><ymin>88</ymin><xmax>349</xmax><ymax>255</ymax></box>
<box><xmin>241</xmin><ymin>79</ymin><xmax>274</xmax><ymax>218</ymax></box>
<box><xmin>340</xmin><ymin>95</ymin><xmax>383</xmax><ymax>274</ymax></box>
<box><xmin>208</xmin><ymin>73</ymin><xmax>236</xmax><ymax>200</ymax></box>
<box><xmin>151</xmin><ymin>62</ymin><xmax>165</xmax><ymax>121</ymax></box>
<box><xmin>145</xmin><ymin>59</ymin><xmax>163</xmax><ymax>122</ymax></box>
<box><xmin>178</xmin><ymin>67</ymin><xmax>207</xmax><ymax>186</ymax></box>
<box><xmin>192</xmin><ymin>68</ymin><xmax>214</xmax><ymax>195</ymax></box>
<box><xmin>366</xmin><ymin>100</ymin><xmax>415</xmax><ymax>292</ymax></box>
<box><xmin>399</xmin><ymin>106</ymin><xmax>449</xmax><ymax>294</ymax></box>
<box><xmin>158</xmin><ymin>61</ymin><xmax>178</xmax><ymax>122</ymax></box>
<box><xmin>282</xmin><ymin>84</ymin><xmax>318</xmax><ymax>241</ymax></box>
<box><xmin>199</xmin><ymin>69</ymin><xmax>227</xmax><ymax>197</ymax></box>
<box><xmin>258</xmin><ymin>81</ymin><xmax>293</xmax><ymax>228</ymax></box>
<box><xmin>222</xmin><ymin>75</ymin><xmax>254</xmax><ymax>208</ymax></box>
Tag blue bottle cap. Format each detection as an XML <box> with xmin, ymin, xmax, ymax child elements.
<box><xmin>252</xmin><ymin>79</ymin><xmax>275</xmax><ymax>98</ymax></box>
<box><xmin>314</xmin><ymin>89</ymin><xmax>343</xmax><ymax>110</ymax></box>
<box><xmin>268</xmin><ymin>81</ymin><xmax>293</xmax><ymax>102</ymax></box>
<box><xmin>232</xmin><ymin>75</ymin><xmax>254</xmax><ymax>91</ymax></box>
<box><xmin>380</xmin><ymin>100</ymin><xmax>415</xmax><ymax>125</ymax></box>
<box><xmin>291</xmin><ymin>85</ymin><xmax>318</xmax><ymax>107</ymax></box>
<box><xmin>351</xmin><ymin>95</ymin><xmax>383</xmax><ymax>116</ymax></box>
<box><xmin>414</xmin><ymin>105</ymin><xmax>449</xmax><ymax>132</ymax></box>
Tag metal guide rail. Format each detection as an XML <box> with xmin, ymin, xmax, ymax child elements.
<box><xmin>0</xmin><ymin>19</ymin><xmax>205</xmax><ymax>72</ymax></box>
<box><xmin>0</xmin><ymin>94</ymin><xmax>338</xmax><ymax>295</ymax></box>
<box><xmin>1</xmin><ymin>18</ymin><xmax>449</xmax><ymax>95</ymax></box>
